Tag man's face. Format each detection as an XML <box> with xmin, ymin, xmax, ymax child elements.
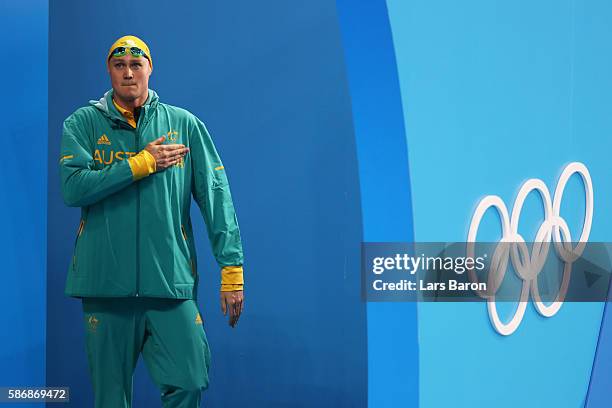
<box><xmin>107</xmin><ymin>55</ymin><xmax>151</xmax><ymax>102</ymax></box>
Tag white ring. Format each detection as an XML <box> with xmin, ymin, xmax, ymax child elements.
<box><xmin>552</xmin><ymin>162</ymin><xmax>593</xmax><ymax>260</ymax></box>
<box><xmin>531</xmin><ymin>262</ymin><xmax>573</xmax><ymax>317</ymax></box>
<box><xmin>467</xmin><ymin>196</ymin><xmax>510</xmax><ymax>299</ymax></box>
<box><xmin>509</xmin><ymin>178</ymin><xmax>553</xmax><ymax>281</ymax></box>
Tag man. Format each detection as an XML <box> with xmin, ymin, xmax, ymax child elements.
<box><xmin>59</xmin><ymin>35</ymin><xmax>245</xmax><ymax>408</ymax></box>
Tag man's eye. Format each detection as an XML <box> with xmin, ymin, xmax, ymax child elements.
<box><xmin>131</xmin><ymin>63</ymin><xmax>142</xmax><ymax>69</ymax></box>
<box><xmin>115</xmin><ymin>63</ymin><xmax>124</xmax><ymax>68</ymax></box>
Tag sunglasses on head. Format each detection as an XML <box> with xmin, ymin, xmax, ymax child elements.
<box><xmin>110</xmin><ymin>46</ymin><xmax>149</xmax><ymax>60</ymax></box>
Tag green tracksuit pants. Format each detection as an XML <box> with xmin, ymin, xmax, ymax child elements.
<box><xmin>82</xmin><ymin>297</ymin><xmax>211</xmax><ymax>408</ymax></box>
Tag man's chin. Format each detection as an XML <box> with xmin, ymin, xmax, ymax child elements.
<box><xmin>114</xmin><ymin>89</ymin><xmax>143</xmax><ymax>102</ymax></box>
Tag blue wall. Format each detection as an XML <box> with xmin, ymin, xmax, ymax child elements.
<box><xmin>0</xmin><ymin>2</ymin><xmax>47</xmax><ymax>408</ymax></box>
<box><xmin>47</xmin><ymin>0</ymin><xmax>367</xmax><ymax>406</ymax></box>
<box><xmin>385</xmin><ymin>0</ymin><xmax>612</xmax><ymax>406</ymax></box>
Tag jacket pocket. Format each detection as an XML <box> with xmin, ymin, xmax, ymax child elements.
<box><xmin>181</xmin><ymin>224</ymin><xmax>197</xmax><ymax>277</ymax></box>
<box><xmin>72</xmin><ymin>219</ymin><xmax>86</xmax><ymax>270</ymax></box>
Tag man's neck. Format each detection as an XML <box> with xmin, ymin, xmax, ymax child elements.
<box><xmin>112</xmin><ymin>91</ymin><xmax>148</xmax><ymax>114</ymax></box>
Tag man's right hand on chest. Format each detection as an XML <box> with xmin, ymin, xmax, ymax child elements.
<box><xmin>128</xmin><ymin>135</ymin><xmax>190</xmax><ymax>180</ymax></box>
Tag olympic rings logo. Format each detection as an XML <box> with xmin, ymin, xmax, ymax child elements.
<box><xmin>466</xmin><ymin>162</ymin><xmax>593</xmax><ymax>336</ymax></box>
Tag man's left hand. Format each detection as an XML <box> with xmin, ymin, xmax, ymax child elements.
<box><xmin>221</xmin><ymin>290</ymin><xmax>244</xmax><ymax>328</ymax></box>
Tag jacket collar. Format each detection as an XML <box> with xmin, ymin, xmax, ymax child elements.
<box><xmin>90</xmin><ymin>89</ymin><xmax>159</xmax><ymax>128</ymax></box>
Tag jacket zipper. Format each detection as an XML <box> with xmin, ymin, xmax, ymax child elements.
<box><xmin>118</xmin><ymin>106</ymin><xmax>150</xmax><ymax>296</ymax></box>
<box><xmin>133</xmin><ymin>106</ymin><xmax>152</xmax><ymax>296</ymax></box>
<box><xmin>135</xmin><ymin>127</ymin><xmax>140</xmax><ymax>296</ymax></box>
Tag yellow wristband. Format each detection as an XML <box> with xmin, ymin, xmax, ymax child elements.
<box><xmin>221</xmin><ymin>266</ymin><xmax>243</xmax><ymax>291</ymax></box>
<box><xmin>221</xmin><ymin>284</ymin><xmax>244</xmax><ymax>292</ymax></box>
<box><xmin>127</xmin><ymin>149</ymin><xmax>156</xmax><ymax>180</ymax></box>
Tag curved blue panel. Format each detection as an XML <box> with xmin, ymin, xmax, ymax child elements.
<box><xmin>0</xmin><ymin>2</ymin><xmax>47</xmax><ymax>407</ymax></box>
<box><xmin>336</xmin><ymin>1</ymin><xmax>418</xmax><ymax>407</ymax></box>
<box><xmin>587</xmin><ymin>292</ymin><xmax>612</xmax><ymax>408</ymax></box>
<box><xmin>48</xmin><ymin>0</ymin><xmax>366</xmax><ymax>406</ymax></box>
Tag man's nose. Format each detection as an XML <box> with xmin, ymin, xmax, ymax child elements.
<box><xmin>123</xmin><ymin>68</ymin><xmax>133</xmax><ymax>79</ymax></box>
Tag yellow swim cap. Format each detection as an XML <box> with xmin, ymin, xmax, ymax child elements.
<box><xmin>107</xmin><ymin>35</ymin><xmax>152</xmax><ymax>68</ymax></box>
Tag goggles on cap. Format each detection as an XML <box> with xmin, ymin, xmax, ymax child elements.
<box><xmin>109</xmin><ymin>46</ymin><xmax>149</xmax><ymax>60</ymax></box>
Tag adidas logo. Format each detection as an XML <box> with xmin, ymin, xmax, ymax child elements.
<box><xmin>195</xmin><ymin>313</ymin><xmax>203</xmax><ymax>325</ymax></box>
<box><xmin>97</xmin><ymin>134</ymin><xmax>111</xmax><ymax>145</ymax></box>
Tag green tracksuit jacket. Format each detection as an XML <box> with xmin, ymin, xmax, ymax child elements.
<box><xmin>60</xmin><ymin>89</ymin><xmax>244</xmax><ymax>299</ymax></box>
